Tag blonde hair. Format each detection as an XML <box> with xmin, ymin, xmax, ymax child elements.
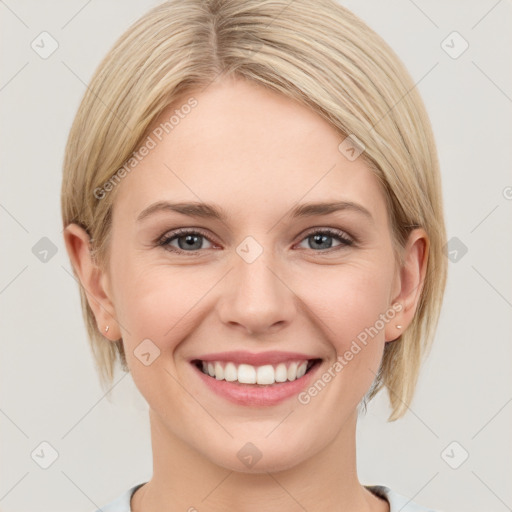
<box><xmin>61</xmin><ymin>0</ymin><xmax>447</xmax><ymax>421</ymax></box>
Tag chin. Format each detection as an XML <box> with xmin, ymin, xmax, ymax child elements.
<box><xmin>204</xmin><ymin>436</ymin><xmax>317</xmax><ymax>474</ymax></box>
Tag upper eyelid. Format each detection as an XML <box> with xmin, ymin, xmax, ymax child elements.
<box><xmin>300</xmin><ymin>226</ymin><xmax>353</xmax><ymax>239</ymax></box>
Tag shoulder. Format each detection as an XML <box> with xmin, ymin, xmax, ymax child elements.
<box><xmin>91</xmin><ymin>483</ymin><xmax>146</xmax><ymax>512</ymax></box>
<box><xmin>365</xmin><ymin>484</ymin><xmax>440</xmax><ymax>512</ymax></box>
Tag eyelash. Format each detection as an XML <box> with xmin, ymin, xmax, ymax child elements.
<box><xmin>156</xmin><ymin>227</ymin><xmax>355</xmax><ymax>255</ymax></box>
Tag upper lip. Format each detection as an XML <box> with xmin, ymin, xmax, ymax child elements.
<box><xmin>191</xmin><ymin>351</ymin><xmax>320</xmax><ymax>366</ymax></box>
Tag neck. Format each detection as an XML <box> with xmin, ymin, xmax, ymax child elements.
<box><xmin>132</xmin><ymin>408</ymin><xmax>388</xmax><ymax>512</ymax></box>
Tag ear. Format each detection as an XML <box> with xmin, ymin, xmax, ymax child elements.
<box><xmin>63</xmin><ymin>223</ymin><xmax>121</xmax><ymax>341</ymax></box>
<box><xmin>385</xmin><ymin>228</ymin><xmax>429</xmax><ymax>342</ymax></box>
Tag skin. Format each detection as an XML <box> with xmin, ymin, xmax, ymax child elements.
<box><xmin>64</xmin><ymin>76</ymin><xmax>428</xmax><ymax>511</ymax></box>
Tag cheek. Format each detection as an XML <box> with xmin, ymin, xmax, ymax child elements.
<box><xmin>111</xmin><ymin>261</ymin><xmax>209</xmax><ymax>412</ymax></box>
<box><xmin>298</xmin><ymin>261</ymin><xmax>393</xmax><ymax>394</ymax></box>
<box><xmin>115</xmin><ymin>264</ymin><xmax>203</xmax><ymax>346</ymax></box>
<box><xmin>281</xmin><ymin>262</ymin><xmax>394</xmax><ymax>426</ymax></box>
<box><xmin>304</xmin><ymin>261</ymin><xmax>393</xmax><ymax>341</ymax></box>
<box><xmin>110</xmin><ymin>250</ymin><xmax>225</xmax><ymax>386</ymax></box>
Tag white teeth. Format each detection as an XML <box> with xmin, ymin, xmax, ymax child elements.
<box><xmin>275</xmin><ymin>363</ymin><xmax>288</xmax><ymax>382</ymax></box>
<box><xmin>297</xmin><ymin>361</ymin><xmax>307</xmax><ymax>378</ymax></box>
<box><xmin>287</xmin><ymin>362</ymin><xmax>298</xmax><ymax>381</ymax></box>
<box><xmin>224</xmin><ymin>362</ymin><xmax>237</xmax><ymax>382</ymax></box>
<box><xmin>198</xmin><ymin>359</ymin><xmax>314</xmax><ymax>384</ymax></box>
<box><xmin>214</xmin><ymin>362</ymin><xmax>224</xmax><ymax>380</ymax></box>
<box><xmin>256</xmin><ymin>365</ymin><xmax>275</xmax><ymax>385</ymax></box>
<box><xmin>237</xmin><ymin>364</ymin><xmax>256</xmax><ymax>384</ymax></box>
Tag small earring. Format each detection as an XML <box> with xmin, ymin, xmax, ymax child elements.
<box><xmin>105</xmin><ymin>325</ymin><xmax>109</xmax><ymax>333</ymax></box>
<box><xmin>396</xmin><ymin>325</ymin><xmax>402</xmax><ymax>329</ymax></box>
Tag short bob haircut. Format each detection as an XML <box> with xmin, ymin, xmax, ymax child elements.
<box><xmin>61</xmin><ymin>0</ymin><xmax>447</xmax><ymax>421</ymax></box>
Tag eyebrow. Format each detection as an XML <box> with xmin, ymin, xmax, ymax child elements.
<box><xmin>136</xmin><ymin>200</ymin><xmax>374</xmax><ymax>224</ymax></box>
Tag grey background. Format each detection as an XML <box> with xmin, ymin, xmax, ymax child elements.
<box><xmin>1</xmin><ymin>1</ymin><xmax>511</xmax><ymax>511</ymax></box>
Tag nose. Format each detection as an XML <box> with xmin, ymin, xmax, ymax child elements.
<box><xmin>216</xmin><ymin>246</ymin><xmax>296</xmax><ymax>336</ymax></box>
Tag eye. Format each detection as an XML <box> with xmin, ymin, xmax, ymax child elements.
<box><xmin>158</xmin><ymin>228</ymin><xmax>215</xmax><ymax>254</ymax></box>
<box><xmin>157</xmin><ymin>227</ymin><xmax>354</xmax><ymax>255</ymax></box>
<box><xmin>296</xmin><ymin>228</ymin><xmax>354</xmax><ymax>251</ymax></box>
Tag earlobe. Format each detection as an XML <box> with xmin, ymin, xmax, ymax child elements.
<box><xmin>385</xmin><ymin>228</ymin><xmax>429</xmax><ymax>342</ymax></box>
<box><xmin>63</xmin><ymin>223</ymin><xmax>121</xmax><ymax>340</ymax></box>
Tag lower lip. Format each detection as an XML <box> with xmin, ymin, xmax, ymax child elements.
<box><xmin>192</xmin><ymin>361</ymin><xmax>321</xmax><ymax>406</ymax></box>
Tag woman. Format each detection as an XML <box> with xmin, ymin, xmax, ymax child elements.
<box><xmin>61</xmin><ymin>1</ymin><xmax>447</xmax><ymax>510</ymax></box>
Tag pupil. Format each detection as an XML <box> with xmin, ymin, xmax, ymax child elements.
<box><xmin>180</xmin><ymin>234</ymin><xmax>201</xmax><ymax>250</ymax></box>
<box><xmin>313</xmin><ymin>234</ymin><xmax>330</xmax><ymax>249</ymax></box>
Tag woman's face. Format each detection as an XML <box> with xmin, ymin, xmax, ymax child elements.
<box><xmin>101</xmin><ymin>77</ymin><xmax>405</xmax><ymax>472</ymax></box>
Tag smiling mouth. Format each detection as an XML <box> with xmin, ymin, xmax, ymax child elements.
<box><xmin>192</xmin><ymin>359</ymin><xmax>322</xmax><ymax>386</ymax></box>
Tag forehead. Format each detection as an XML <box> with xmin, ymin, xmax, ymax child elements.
<box><xmin>112</xmin><ymin>77</ymin><xmax>388</xmax><ymax>227</ymax></box>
